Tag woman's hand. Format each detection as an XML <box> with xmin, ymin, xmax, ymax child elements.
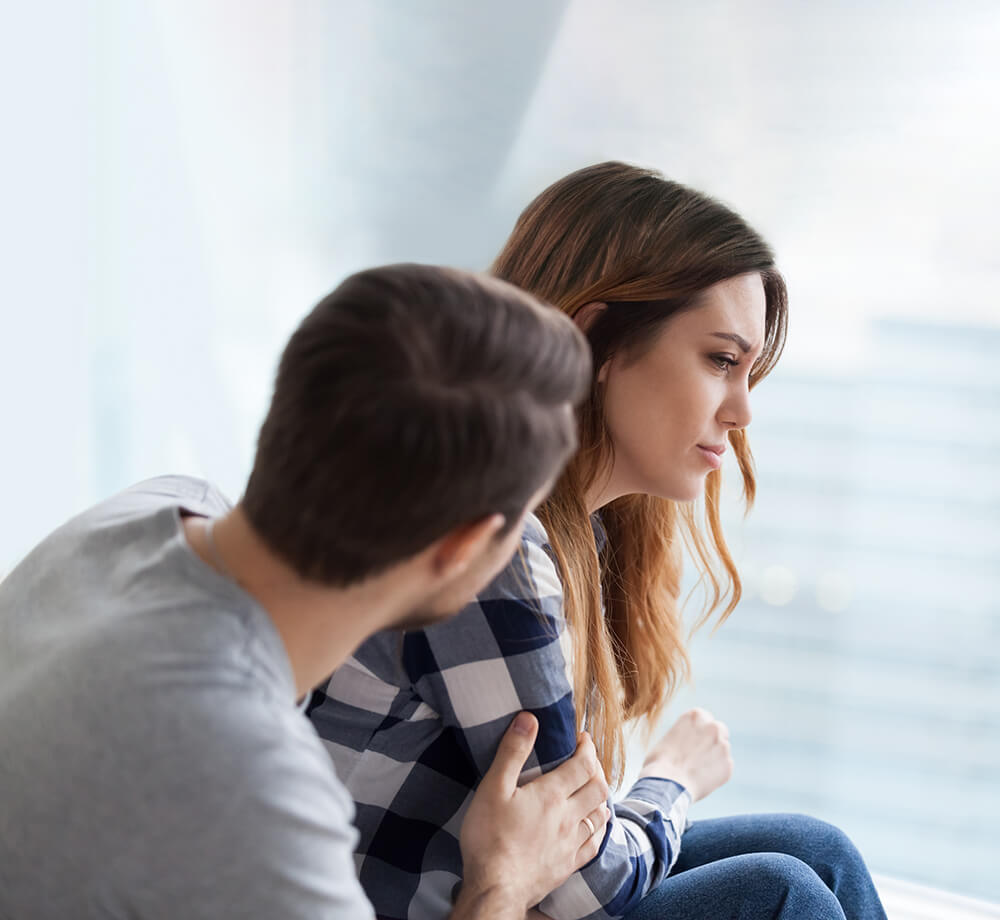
<box><xmin>638</xmin><ymin>707</ymin><xmax>733</xmax><ymax>802</ymax></box>
<box><xmin>455</xmin><ymin>712</ymin><xmax>610</xmax><ymax>918</ymax></box>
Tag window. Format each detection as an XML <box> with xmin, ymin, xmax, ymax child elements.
<box><xmin>3</xmin><ymin>0</ymin><xmax>997</xmax><ymax>902</ymax></box>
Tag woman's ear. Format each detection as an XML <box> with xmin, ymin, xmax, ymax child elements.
<box><xmin>573</xmin><ymin>301</ymin><xmax>607</xmax><ymax>333</ymax></box>
<box><xmin>574</xmin><ymin>302</ymin><xmax>612</xmax><ymax>384</ymax></box>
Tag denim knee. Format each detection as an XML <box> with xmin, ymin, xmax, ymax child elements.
<box><xmin>747</xmin><ymin>852</ymin><xmax>846</xmax><ymax>919</ymax></box>
<box><xmin>781</xmin><ymin>814</ymin><xmax>869</xmax><ymax>879</ymax></box>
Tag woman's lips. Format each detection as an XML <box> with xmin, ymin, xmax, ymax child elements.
<box><xmin>697</xmin><ymin>444</ymin><xmax>725</xmax><ymax>469</ymax></box>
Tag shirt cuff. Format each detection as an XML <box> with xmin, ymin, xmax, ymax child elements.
<box><xmin>621</xmin><ymin>777</ymin><xmax>692</xmax><ymax>829</ymax></box>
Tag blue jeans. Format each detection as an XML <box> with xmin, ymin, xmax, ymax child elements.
<box><xmin>622</xmin><ymin>813</ymin><xmax>887</xmax><ymax>920</ymax></box>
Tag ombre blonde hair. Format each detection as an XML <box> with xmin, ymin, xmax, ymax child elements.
<box><xmin>491</xmin><ymin>162</ymin><xmax>788</xmax><ymax>782</ymax></box>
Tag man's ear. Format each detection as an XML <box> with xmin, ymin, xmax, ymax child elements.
<box><xmin>430</xmin><ymin>513</ymin><xmax>506</xmax><ymax>579</ymax></box>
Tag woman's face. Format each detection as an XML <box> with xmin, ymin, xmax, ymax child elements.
<box><xmin>594</xmin><ymin>272</ymin><xmax>767</xmax><ymax>507</ymax></box>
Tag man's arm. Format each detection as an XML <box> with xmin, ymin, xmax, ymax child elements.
<box><xmin>450</xmin><ymin>713</ymin><xmax>609</xmax><ymax>920</ymax></box>
<box><xmin>123</xmin><ymin>702</ymin><xmax>376</xmax><ymax>920</ymax></box>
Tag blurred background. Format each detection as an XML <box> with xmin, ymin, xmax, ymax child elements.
<box><xmin>1</xmin><ymin>0</ymin><xmax>997</xmax><ymax>903</ymax></box>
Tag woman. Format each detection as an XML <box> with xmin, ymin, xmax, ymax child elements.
<box><xmin>309</xmin><ymin>163</ymin><xmax>886</xmax><ymax>920</ymax></box>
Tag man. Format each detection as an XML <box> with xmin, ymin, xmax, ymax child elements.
<box><xmin>0</xmin><ymin>264</ymin><xmax>608</xmax><ymax>919</ymax></box>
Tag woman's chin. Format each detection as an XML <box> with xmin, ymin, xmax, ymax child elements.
<box><xmin>642</xmin><ymin>479</ymin><xmax>705</xmax><ymax>504</ymax></box>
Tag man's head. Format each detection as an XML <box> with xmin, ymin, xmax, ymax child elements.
<box><xmin>242</xmin><ymin>264</ymin><xmax>591</xmax><ymax>620</ymax></box>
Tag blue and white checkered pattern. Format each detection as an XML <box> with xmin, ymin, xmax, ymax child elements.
<box><xmin>309</xmin><ymin>514</ymin><xmax>690</xmax><ymax>920</ymax></box>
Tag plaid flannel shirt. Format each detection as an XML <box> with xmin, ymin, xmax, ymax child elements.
<box><xmin>308</xmin><ymin>513</ymin><xmax>690</xmax><ymax>920</ymax></box>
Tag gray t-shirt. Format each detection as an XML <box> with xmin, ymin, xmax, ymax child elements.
<box><xmin>0</xmin><ymin>476</ymin><xmax>375</xmax><ymax>919</ymax></box>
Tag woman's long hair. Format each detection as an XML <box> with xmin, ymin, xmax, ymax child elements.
<box><xmin>491</xmin><ymin>162</ymin><xmax>788</xmax><ymax>782</ymax></box>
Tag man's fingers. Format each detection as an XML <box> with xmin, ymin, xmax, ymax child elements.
<box><xmin>578</xmin><ymin>803</ymin><xmax>609</xmax><ymax>845</ymax></box>
<box><xmin>568</xmin><ymin>772</ymin><xmax>608</xmax><ymax>817</ymax></box>
<box><xmin>545</xmin><ymin>732</ymin><xmax>600</xmax><ymax>796</ymax></box>
<box><xmin>574</xmin><ymin>805</ymin><xmax>609</xmax><ymax>867</ymax></box>
<box><xmin>484</xmin><ymin>712</ymin><xmax>538</xmax><ymax>793</ymax></box>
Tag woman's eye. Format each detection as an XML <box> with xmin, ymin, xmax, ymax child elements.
<box><xmin>711</xmin><ymin>354</ymin><xmax>738</xmax><ymax>373</ymax></box>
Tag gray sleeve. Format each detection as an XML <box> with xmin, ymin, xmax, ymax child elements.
<box><xmin>100</xmin><ymin>712</ymin><xmax>375</xmax><ymax>920</ymax></box>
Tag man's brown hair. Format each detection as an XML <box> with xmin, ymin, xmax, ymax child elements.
<box><xmin>243</xmin><ymin>263</ymin><xmax>591</xmax><ymax>586</ymax></box>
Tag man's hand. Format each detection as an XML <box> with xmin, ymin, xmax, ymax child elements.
<box><xmin>453</xmin><ymin>712</ymin><xmax>610</xmax><ymax>919</ymax></box>
<box><xmin>638</xmin><ymin>707</ymin><xmax>733</xmax><ymax>802</ymax></box>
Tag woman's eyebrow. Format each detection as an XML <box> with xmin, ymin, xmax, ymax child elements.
<box><xmin>710</xmin><ymin>332</ymin><xmax>754</xmax><ymax>353</ymax></box>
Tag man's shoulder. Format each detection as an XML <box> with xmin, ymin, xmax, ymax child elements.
<box><xmin>115</xmin><ymin>474</ymin><xmax>232</xmax><ymax>516</ymax></box>
<box><xmin>40</xmin><ymin>475</ymin><xmax>232</xmax><ymax>547</ymax></box>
